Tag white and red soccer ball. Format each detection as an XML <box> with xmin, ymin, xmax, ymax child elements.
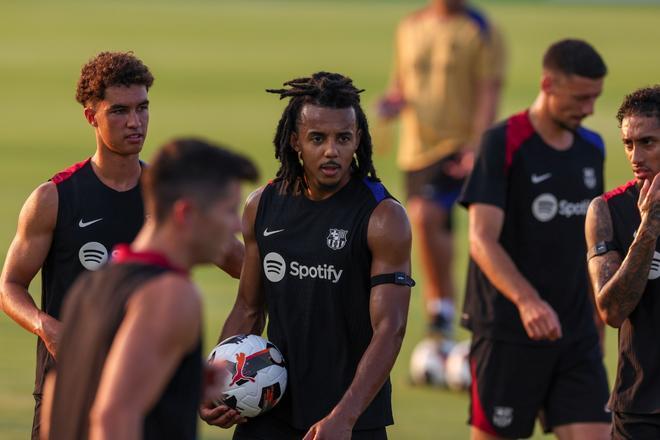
<box><xmin>207</xmin><ymin>334</ymin><xmax>287</xmax><ymax>417</ymax></box>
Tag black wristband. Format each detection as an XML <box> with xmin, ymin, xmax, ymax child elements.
<box><xmin>370</xmin><ymin>272</ymin><xmax>416</xmax><ymax>288</ymax></box>
<box><xmin>587</xmin><ymin>240</ymin><xmax>618</xmax><ymax>260</ymax></box>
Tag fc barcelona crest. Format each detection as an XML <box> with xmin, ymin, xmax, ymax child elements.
<box><xmin>327</xmin><ymin>228</ymin><xmax>348</xmax><ymax>250</ymax></box>
<box><xmin>583</xmin><ymin>167</ymin><xmax>597</xmax><ymax>189</ymax></box>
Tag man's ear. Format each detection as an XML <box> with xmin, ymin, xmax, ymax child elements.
<box><xmin>84</xmin><ymin>107</ymin><xmax>97</xmax><ymax>127</ymax></box>
<box><xmin>172</xmin><ymin>199</ymin><xmax>194</xmax><ymax>227</ymax></box>
<box><xmin>290</xmin><ymin>132</ymin><xmax>299</xmax><ymax>152</ymax></box>
<box><xmin>541</xmin><ymin>71</ymin><xmax>555</xmax><ymax>95</ymax></box>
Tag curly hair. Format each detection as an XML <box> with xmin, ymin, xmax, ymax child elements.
<box><xmin>266</xmin><ymin>71</ymin><xmax>379</xmax><ymax>194</ymax></box>
<box><xmin>75</xmin><ymin>51</ymin><xmax>154</xmax><ymax>107</ymax></box>
<box><xmin>616</xmin><ymin>85</ymin><xmax>660</xmax><ymax>127</ymax></box>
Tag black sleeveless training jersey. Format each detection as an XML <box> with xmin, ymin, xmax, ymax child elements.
<box><xmin>253</xmin><ymin>177</ymin><xmax>394</xmax><ymax>431</ymax></box>
<box><xmin>604</xmin><ymin>180</ymin><xmax>660</xmax><ymax>414</ymax></box>
<box><xmin>459</xmin><ymin>110</ymin><xmax>605</xmax><ymax>344</ymax></box>
<box><xmin>35</xmin><ymin>158</ymin><xmax>144</xmax><ymax>394</ymax></box>
<box><xmin>49</xmin><ymin>245</ymin><xmax>202</xmax><ymax>440</ymax></box>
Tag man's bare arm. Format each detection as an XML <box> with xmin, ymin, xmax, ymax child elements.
<box><xmin>89</xmin><ymin>274</ymin><xmax>201</xmax><ymax>440</ymax></box>
<box><xmin>303</xmin><ymin>199</ymin><xmax>412</xmax><ymax>440</ymax></box>
<box><xmin>586</xmin><ymin>178</ymin><xmax>660</xmax><ymax>327</ymax></box>
<box><xmin>0</xmin><ymin>182</ymin><xmax>61</xmax><ymax>357</ymax></box>
<box><xmin>200</xmin><ymin>187</ymin><xmax>266</xmax><ymax>429</ymax></box>
<box><xmin>469</xmin><ymin>203</ymin><xmax>561</xmax><ymax>341</ymax></box>
<box><xmin>214</xmin><ymin>236</ymin><xmax>244</xmax><ymax>279</ymax></box>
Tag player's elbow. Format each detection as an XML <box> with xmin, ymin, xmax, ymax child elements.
<box><xmin>595</xmin><ymin>299</ymin><xmax>624</xmax><ymax>328</ymax></box>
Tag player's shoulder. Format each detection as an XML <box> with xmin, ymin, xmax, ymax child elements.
<box><xmin>575</xmin><ymin>126</ymin><xmax>606</xmax><ymax>157</ymax></box>
<box><xmin>369</xmin><ymin>198</ymin><xmax>411</xmax><ymax>244</ymax></box>
<box><xmin>19</xmin><ymin>180</ymin><xmax>59</xmax><ymax>229</ymax></box>
<box><xmin>463</xmin><ymin>5</ymin><xmax>494</xmax><ymax>37</ymax></box>
<box><xmin>602</xmin><ymin>180</ymin><xmax>638</xmax><ymax>203</ymax></box>
<box><xmin>50</xmin><ymin>158</ymin><xmax>91</xmax><ymax>185</ymax></box>
<box><xmin>132</xmin><ymin>273</ymin><xmax>201</xmax><ymax>321</ymax></box>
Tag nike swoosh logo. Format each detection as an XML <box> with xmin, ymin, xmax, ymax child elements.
<box><xmin>531</xmin><ymin>173</ymin><xmax>552</xmax><ymax>184</ymax></box>
<box><xmin>263</xmin><ymin>228</ymin><xmax>285</xmax><ymax>237</ymax></box>
<box><xmin>79</xmin><ymin>218</ymin><xmax>103</xmax><ymax>228</ymax></box>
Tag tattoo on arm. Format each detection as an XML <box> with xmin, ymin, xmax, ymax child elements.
<box><xmin>588</xmin><ymin>197</ymin><xmax>656</xmax><ymax>325</ymax></box>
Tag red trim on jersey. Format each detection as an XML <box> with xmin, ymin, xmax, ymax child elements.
<box><xmin>470</xmin><ymin>358</ymin><xmax>498</xmax><ymax>436</ymax></box>
<box><xmin>112</xmin><ymin>244</ymin><xmax>189</xmax><ymax>277</ymax></box>
<box><xmin>603</xmin><ymin>179</ymin><xmax>637</xmax><ymax>201</ymax></box>
<box><xmin>505</xmin><ymin>110</ymin><xmax>535</xmax><ymax>174</ymax></box>
<box><xmin>51</xmin><ymin>158</ymin><xmax>91</xmax><ymax>185</ymax></box>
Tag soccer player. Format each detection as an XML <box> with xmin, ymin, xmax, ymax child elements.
<box><xmin>0</xmin><ymin>51</ymin><xmax>153</xmax><ymax>440</ymax></box>
<box><xmin>43</xmin><ymin>138</ymin><xmax>258</xmax><ymax>440</ymax></box>
<box><xmin>585</xmin><ymin>86</ymin><xmax>660</xmax><ymax>439</ymax></box>
<box><xmin>201</xmin><ymin>72</ymin><xmax>413</xmax><ymax>439</ymax></box>
<box><xmin>378</xmin><ymin>0</ymin><xmax>505</xmax><ymax>339</ymax></box>
<box><xmin>459</xmin><ymin>39</ymin><xmax>611</xmax><ymax>439</ymax></box>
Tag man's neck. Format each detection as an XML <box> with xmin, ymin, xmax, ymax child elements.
<box><xmin>528</xmin><ymin>95</ymin><xmax>574</xmax><ymax>151</ymax></box>
<box><xmin>430</xmin><ymin>1</ymin><xmax>464</xmax><ymax>18</ymax></box>
<box><xmin>131</xmin><ymin>223</ymin><xmax>194</xmax><ymax>272</ymax></box>
<box><xmin>91</xmin><ymin>148</ymin><xmax>142</xmax><ymax>192</ymax></box>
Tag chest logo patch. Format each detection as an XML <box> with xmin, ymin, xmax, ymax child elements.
<box><xmin>263</xmin><ymin>252</ymin><xmax>286</xmax><ymax>282</ymax></box>
<box><xmin>649</xmin><ymin>251</ymin><xmax>660</xmax><ymax>280</ymax></box>
<box><xmin>79</xmin><ymin>241</ymin><xmax>108</xmax><ymax>271</ymax></box>
<box><xmin>531</xmin><ymin>193</ymin><xmax>558</xmax><ymax>222</ymax></box>
<box><xmin>78</xmin><ymin>218</ymin><xmax>103</xmax><ymax>228</ymax></box>
<box><xmin>492</xmin><ymin>406</ymin><xmax>514</xmax><ymax>428</ymax></box>
<box><xmin>531</xmin><ymin>173</ymin><xmax>551</xmax><ymax>184</ymax></box>
<box><xmin>583</xmin><ymin>167</ymin><xmax>597</xmax><ymax>189</ymax></box>
<box><xmin>327</xmin><ymin>228</ymin><xmax>348</xmax><ymax>250</ymax></box>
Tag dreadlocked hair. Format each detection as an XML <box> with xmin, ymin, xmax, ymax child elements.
<box><xmin>266</xmin><ymin>71</ymin><xmax>379</xmax><ymax>194</ymax></box>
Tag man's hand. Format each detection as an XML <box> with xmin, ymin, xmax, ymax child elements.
<box><xmin>638</xmin><ymin>173</ymin><xmax>660</xmax><ymax>238</ymax></box>
<box><xmin>37</xmin><ymin>313</ymin><xmax>61</xmax><ymax>359</ymax></box>
<box><xmin>442</xmin><ymin>150</ymin><xmax>475</xmax><ymax>180</ymax></box>
<box><xmin>199</xmin><ymin>401</ymin><xmax>246</xmax><ymax>428</ymax></box>
<box><xmin>517</xmin><ymin>296</ymin><xmax>562</xmax><ymax>341</ymax></box>
<box><xmin>302</xmin><ymin>414</ymin><xmax>353</xmax><ymax>440</ymax></box>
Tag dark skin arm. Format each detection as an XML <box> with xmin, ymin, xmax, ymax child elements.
<box><xmin>199</xmin><ymin>187</ymin><xmax>266</xmax><ymax>428</ymax></box>
<box><xmin>0</xmin><ymin>182</ymin><xmax>61</xmax><ymax>358</ymax></box>
<box><xmin>303</xmin><ymin>199</ymin><xmax>412</xmax><ymax>440</ymax></box>
<box><xmin>214</xmin><ymin>236</ymin><xmax>244</xmax><ymax>279</ymax></box>
<box><xmin>586</xmin><ymin>175</ymin><xmax>660</xmax><ymax>328</ymax></box>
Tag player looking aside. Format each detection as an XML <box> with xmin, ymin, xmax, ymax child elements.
<box><xmin>0</xmin><ymin>51</ymin><xmax>153</xmax><ymax>440</ymax></box>
<box><xmin>585</xmin><ymin>86</ymin><xmax>660</xmax><ymax>439</ymax></box>
<box><xmin>43</xmin><ymin>139</ymin><xmax>258</xmax><ymax>440</ymax></box>
<box><xmin>201</xmin><ymin>72</ymin><xmax>413</xmax><ymax>440</ymax></box>
<box><xmin>378</xmin><ymin>0</ymin><xmax>505</xmax><ymax>340</ymax></box>
<box><xmin>459</xmin><ymin>39</ymin><xmax>610</xmax><ymax>439</ymax></box>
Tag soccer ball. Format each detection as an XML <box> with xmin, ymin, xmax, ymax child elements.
<box><xmin>445</xmin><ymin>339</ymin><xmax>472</xmax><ymax>391</ymax></box>
<box><xmin>409</xmin><ymin>338</ymin><xmax>454</xmax><ymax>386</ymax></box>
<box><xmin>207</xmin><ymin>334</ymin><xmax>287</xmax><ymax>418</ymax></box>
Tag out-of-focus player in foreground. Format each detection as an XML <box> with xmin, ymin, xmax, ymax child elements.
<box><xmin>586</xmin><ymin>85</ymin><xmax>660</xmax><ymax>440</ymax></box>
<box><xmin>378</xmin><ymin>0</ymin><xmax>505</xmax><ymax>340</ymax></box>
<box><xmin>0</xmin><ymin>51</ymin><xmax>153</xmax><ymax>440</ymax></box>
<box><xmin>459</xmin><ymin>39</ymin><xmax>611</xmax><ymax>439</ymax></box>
<box><xmin>201</xmin><ymin>72</ymin><xmax>413</xmax><ymax>440</ymax></box>
<box><xmin>44</xmin><ymin>138</ymin><xmax>258</xmax><ymax>440</ymax></box>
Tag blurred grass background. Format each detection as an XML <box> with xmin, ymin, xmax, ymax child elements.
<box><xmin>1</xmin><ymin>1</ymin><xmax>659</xmax><ymax>438</ymax></box>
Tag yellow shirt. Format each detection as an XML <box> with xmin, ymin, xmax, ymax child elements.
<box><xmin>395</xmin><ymin>7</ymin><xmax>505</xmax><ymax>171</ymax></box>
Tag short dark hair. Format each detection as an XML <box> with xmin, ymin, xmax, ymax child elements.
<box><xmin>76</xmin><ymin>51</ymin><xmax>154</xmax><ymax>107</ymax></box>
<box><xmin>616</xmin><ymin>85</ymin><xmax>660</xmax><ymax>127</ymax></box>
<box><xmin>143</xmin><ymin>138</ymin><xmax>258</xmax><ymax>222</ymax></box>
<box><xmin>543</xmin><ymin>39</ymin><xmax>607</xmax><ymax>79</ymax></box>
<box><xmin>266</xmin><ymin>71</ymin><xmax>378</xmax><ymax>193</ymax></box>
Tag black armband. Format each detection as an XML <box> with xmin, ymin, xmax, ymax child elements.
<box><xmin>587</xmin><ymin>241</ymin><xmax>618</xmax><ymax>260</ymax></box>
<box><xmin>370</xmin><ymin>272</ymin><xmax>416</xmax><ymax>288</ymax></box>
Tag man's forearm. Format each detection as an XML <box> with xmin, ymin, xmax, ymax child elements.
<box><xmin>219</xmin><ymin>302</ymin><xmax>265</xmax><ymax>342</ymax></box>
<box><xmin>1</xmin><ymin>281</ymin><xmax>46</xmax><ymax>335</ymax></box>
<box><xmin>596</xmin><ymin>227</ymin><xmax>657</xmax><ymax>327</ymax></box>
<box><xmin>470</xmin><ymin>80</ymin><xmax>501</xmax><ymax>147</ymax></box>
<box><xmin>329</xmin><ymin>320</ymin><xmax>405</xmax><ymax>426</ymax></box>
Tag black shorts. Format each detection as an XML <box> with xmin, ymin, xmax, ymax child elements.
<box><xmin>233</xmin><ymin>413</ymin><xmax>387</xmax><ymax>440</ymax></box>
<box><xmin>468</xmin><ymin>335</ymin><xmax>610</xmax><ymax>439</ymax></box>
<box><xmin>612</xmin><ymin>411</ymin><xmax>660</xmax><ymax>439</ymax></box>
<box><xmin>405</xmin><ymin>154</ymin><xmax>465</xmax><ymax>213</ymax></box>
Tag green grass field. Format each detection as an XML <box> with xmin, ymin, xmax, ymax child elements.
<box><xmin>1</xmin><ymin>1</ymin><xmax>660</xmax><ymax>438</ymax></box>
